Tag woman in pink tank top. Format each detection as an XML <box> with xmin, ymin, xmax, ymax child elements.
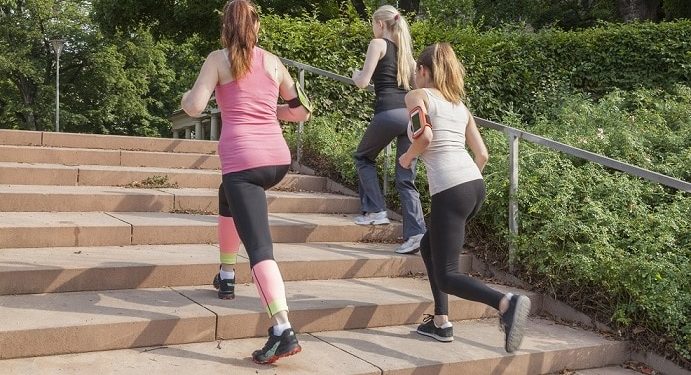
<box><xmin>181</xmin><ymin>0</ymin><xmax>310</xmax><ymax>365</ymax></box>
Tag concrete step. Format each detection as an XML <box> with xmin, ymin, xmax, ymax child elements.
<box><xmin>570</xmin><ymin>367</ymin><xmax>640</xmax><ymax>374</ymax></box>
<box><xmin>0</xmin><ymin>162</ymin><xmax>327</xmax><ymax>190</ymax></box>
<box><xmin>0</xmin><ymin>242</ymin><xmax>445</xmax><ymax>294</ymax></box>
<box><xmin>0</xmin><ymin>212</ymin><xmax>401</xmax><ymax>249</ymax></box>
<box><xmin>0</xmin><ymin>145</ymin><xmax>220</xmax><ymax>170</ymax></box>
<box><xmin>0</xmin><ymin>129</ymin><xmax>218</xmax><ymax>154</ymax></box>
<box><xmin>0</xmin><ymin>277</ymin><xmax>540</xmax><ymax>359</ymax></box>
<box><xmin>0</xmin><ymin>317</ymin><xmax>628</xmax><ymax>373</ymax></box>
<box><xmin>0</xmin><ymin>185</ymin><xmax>359</xmax><ymax>214</ymax></box>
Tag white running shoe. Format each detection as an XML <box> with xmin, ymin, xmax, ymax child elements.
<box><xmin>354</xmin><ymin>211</ymin><xmax>390</xmax><ymax>225</ymax></box>
<box><xmin>395</xmin><ymin>233</ymin><xmax>424</xmax><ymax>254</ymax></box>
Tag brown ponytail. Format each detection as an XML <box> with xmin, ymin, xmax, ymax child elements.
<box><xmin>417</xmin><ymin>43</ymin><xmax>466</xmax><ymax>103</ymax></box>
<box><xmin>221</xmin><ymin>0</ymin><xmax>259</xmax><ymax>80</ymax></box>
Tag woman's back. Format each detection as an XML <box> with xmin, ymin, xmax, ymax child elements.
<box><xmin>420</xmin><ymin>88</ymin><xmax>482</xmax><ymax>195</ymax></box>
<box><xmin>372</xmin><ymin>39</ymin><xmax>407</xmax><ymax>113</ymax></box>
<box><xmin>215</xmin><ymin>47</ymin><xmax>290</xmax><ymax>174</ymax></box>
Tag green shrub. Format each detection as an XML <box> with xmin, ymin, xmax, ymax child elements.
<box><xmin>260</xmin><ymin>17</ymin><xmax>690</xmax><ymax>126</ymax></box>
<box><xmin>269</xmin><ymin>17</ymin><xmax>691</xmax><ymax>363</ymax></box>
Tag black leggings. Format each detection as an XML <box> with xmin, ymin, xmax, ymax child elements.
<box><xmin>218</xmin><ymin>164</ymin><xmax>290</xmax><ymax>268</ymax></box>
<box><xmin>419</xmin><ymin>179</ymin><xmax>505</xmax><ymax>315</ymax></box>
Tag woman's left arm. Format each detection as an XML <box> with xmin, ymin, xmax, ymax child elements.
<box><xmin>181</xmin><ymin>51</ymin><xmax>219</xmax><ymax>117</ymax></box>
<box><xmin>352</xmin><ymin>39</ymin><xmax>385</xmax><ymax>89</ymax></box>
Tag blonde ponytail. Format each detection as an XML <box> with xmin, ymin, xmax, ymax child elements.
<box><xmin>373</xmin><ymin>5</ymin><xmax>415</xmax><ymax>90</ymax></box>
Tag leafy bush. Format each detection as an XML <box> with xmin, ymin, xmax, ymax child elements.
<box><xmin>467</xmin><ymin>87</ymin><xmax>691</xmax><ymax>363</ymax></box>
<box><xmin>260</xmin><ymin>16</ymin><xmax>690</xmax><ymax>128</ymax></box>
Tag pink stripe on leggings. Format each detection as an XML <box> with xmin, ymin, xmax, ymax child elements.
<box><xmin>218</xmin><ymin>216</ymin><xmax>240</xmax><ymax>264</ymax></box>
<box><xmin>252</xmin><ymin>260</ymin><xmax>288</xmax><ymax>317</ymax></box>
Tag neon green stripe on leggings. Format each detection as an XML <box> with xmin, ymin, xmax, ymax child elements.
<box><xmin>220</xmin><ymin>253</ymin><xmax>237</xmax><ymax>264</ymax></box>
<box><xmin>267</xmin><ymin>298</ymin><xmax>288</xmax><ymax>317</ymax></box>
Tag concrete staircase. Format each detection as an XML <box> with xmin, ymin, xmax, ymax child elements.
<box><xmin>0</xmin><ymin>130</ymin><xmax>630</xmax><ymax>374</ymax></box>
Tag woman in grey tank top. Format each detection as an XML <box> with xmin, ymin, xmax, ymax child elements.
<box><xmin>350</xmin><ymin>5</ymin><xmax>427</xmax><ymax>255</ymax></box>
<box><xmin>399</xmin><ymin>43</ymin><xmax>532</xmax><ymax>353</ymax></box>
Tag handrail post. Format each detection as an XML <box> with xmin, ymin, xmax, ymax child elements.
<box><xmin>296</xmin><ymin>69</ymin><xmax>305</xmax><ymax>167</ymax></box>
<box><xmin>383</xmin><ymin>144</ymin><xmax>391</xmax><ymax>197</ymax></box>
<box><xmin>508</xmin><ymin>133</ymin><xmax>519</xmax><ymax>272</ymax></box>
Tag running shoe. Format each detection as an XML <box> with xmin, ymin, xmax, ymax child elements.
<box><xmin>416</xmin><ymin>314</ymin><xmax>454</xmax><ymax>342</ymax></box>
<box><xmin>354</xmin><ymin>211</ymin><xmax>390</xmax><ymax>225</ymax></box>
<box><xmin>500</xmin><ymin>294</ymin><xmax>531</xmax><ymax>353</ymax></box>
<box><xmin>212</xmin><ymin>271</ymin><xmax>235</xmax><ymax>300</ymax></box>
<box><xmin>252</xmin><ymin>327</ymin><xmax>302</xmax><ymax>364</ymax></box>
<box><xmin>395</xmin><ymin>233</ymin><xmax>424</xmax><ymax>254</ymax></box>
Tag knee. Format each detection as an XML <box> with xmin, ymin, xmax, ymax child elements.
<box><xmin>218</xmin><ymin>185</ymin><xmax>232</xmax><ymax>217</ymax></box>
<box><xmin>247</xmin><ymin>246</ymin><xmax>274</xmax><ymax>268</ymax></box>
<box><xmin>434</xmin><ymin>273</ymin><xmax>454</xmax><ymax>293</ymax></box>
<box><xmin>354</xmin><ymin>154</ymin><xmax>374</xmax><ymax>168</ymax></box>
<box><xmin>395</xmin><ymin>178</ymin><xmax>416</xmax><ymax>192</ymax></box>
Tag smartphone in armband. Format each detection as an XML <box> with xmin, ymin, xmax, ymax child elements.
<box><xmin>409</xmin><ymin>106</ymin><xmax>431</xmax><ymax>139</ymax></box>
<box><xmin>286</xmin><ymin>82</ymin><xmax>313</xmax><ymax>113</ymax></box>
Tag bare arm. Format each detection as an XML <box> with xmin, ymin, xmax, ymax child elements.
<box><xmin>465</xmin><ymin>108</ymin><xmax>489</xmax><ymax>172</ymax></box>
<box><xmin>274</xmin><ymin>55</ymin><xmax>310</xmax><ymax>122</ymax></box>
<box><xmin>351</xmin><ymin>39</ymin><xmax>386</xmax><ymax>89</ymax></box>
<box><xmin>181</xmin><ymin>51</ymin><xmax>219</xmax><ymax>117</ymax></box>
<box><xmin>399</xmin><ymin>89</ymin><xmax>432</xmax><ymax>169</ymax></box>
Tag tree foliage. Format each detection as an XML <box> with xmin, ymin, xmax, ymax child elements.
<box><xmin>0</xmin><ymin>0</ymin><xmax>185</xmax><ymax>135</ymax></box>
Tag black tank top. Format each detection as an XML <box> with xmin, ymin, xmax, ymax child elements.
<box><xmin>372</xmin><ymin>39</ymin><xmax>407</xmax><ymax>114</ymax></box>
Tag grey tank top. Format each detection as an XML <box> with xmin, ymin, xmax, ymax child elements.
<box><xmin>414</xmin><ymin>88</ymin><xmax>483</xmax><ymax>195</ymax></box>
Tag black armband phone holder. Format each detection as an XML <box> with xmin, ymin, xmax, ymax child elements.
<box><xmin>286</xmin><ymin>82</ymin><xmax>313</xmax><ymax>113</ymax></box>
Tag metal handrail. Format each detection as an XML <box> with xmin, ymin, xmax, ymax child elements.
<box><xmin>278</xmin><ymin>56</ymin><xmax>690</xmax><ymax>271</ymax></box>
<box><xmin>279</xmin><ymin>57</ymin><xmax>393</xmax><ymax>196</ymax></box>
<box><xmin>475</xmin><ymin>118</ymin><xmax>691</xmax><ymax>192</ymax></box>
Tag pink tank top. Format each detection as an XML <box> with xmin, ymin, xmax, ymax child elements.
<box><xmin>215</xmin><ymin>47</ymin><xmax>291</xmax><ymax>174</ymax></box>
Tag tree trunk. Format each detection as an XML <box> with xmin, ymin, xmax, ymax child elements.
<box><xmin>398</xmin><ymin>0</ymin><xmax>420</xmax><ymax>16</ymax></box>
<box><xmin>350</xmin><ymin>0</ymin><xmax>368</xmax><ymax>19</ymax></box>
<box><xmin>13</xmin><ymin>75</ymin><xmax>38</xmax><ymax>131</ymax></box>
<box><xmin>616</xmin><ymin>0</ymin><xmax>662</xmax><ymax>21</ymax></box>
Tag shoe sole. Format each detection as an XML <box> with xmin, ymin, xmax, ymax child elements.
<box><xmin>218</xmin><ymin>292</ymin><xmax>235</xmax><ymax>300</ymax></box>
<box><xmin>253</xmin><ymin>344</ymin><xmax>302</xmax><ymax>364</ymax></box>
<box><xmin>354</xmin><ymin>219</ymin><xmax>390</xmax><ymax>225</ymax></box>
<box><xmin>416</xmin><ymin>329</ymin><xmax>454</xmax><ymax>342</ymax></box>
<box><xmin>505</xmin><ymin>295</ymin><xmax>531</xmax><ymax>353</ymax></box>
<box><xmin>395</xmin><ymin>246</ymin><xmax>420</xmax><ymax>254</ymax></box>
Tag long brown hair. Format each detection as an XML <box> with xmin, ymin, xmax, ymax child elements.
<box><xmin>417</xmin><ymin>43</ymin><xmax>466</xmax><ymax>103</ymax></box>
<box><xmin>221</xmin><ymin>0</ymin><xmax>259</xmax><ymax>80</ymax></box>
<box><xmin>372</xmin><ymin>5</ymin><xmax>415</xmax><ymax>90</ymax></box>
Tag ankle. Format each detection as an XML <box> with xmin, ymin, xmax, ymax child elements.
<box><xmin>433</xmin><ymin>315</ymin><xmax>450</xmax><ymax>328</ymax></box>
<box><xmin>272</xmin><ymin>321</ymin><xmax>292</xmax><ymax>336</ymax></box>
<box><xmin>219</xmin><ymin>267</ymin><xmax>235</xmax><ymax>280</ymax></box>
<box><xmin>499</xmin><ymin>293</ymin><xmax>513</xmax><ymax>314</ymax></box>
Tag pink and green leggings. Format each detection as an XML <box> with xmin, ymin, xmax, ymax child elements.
<box><xmin>218</xmin><ymin>164</ymin><xmax>291</xmax><ymax>317</ymax></box>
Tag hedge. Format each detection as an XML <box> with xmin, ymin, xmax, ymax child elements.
<box><xmin>270</xmin><ymin>17</ymin><xmax>690</xmax><ymax>364</ymax></box>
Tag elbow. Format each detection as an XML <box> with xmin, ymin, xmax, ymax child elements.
<box><xmin>182</xmin><ymin>102</ymin><xmax>204</xmax><ymax>118</ymax></box>
<box><xmin>299</xmin><ymin>110</ymin><xmax>311</xmax><ymax>122</ymax></box>
<box><xmin>477</xmin><ymin>150</ymin><xmax>489</xmax><ymax>165</ymax></box>
<box><xmin>353</xmin><ymin>79</ymin><xmax>368</xmax><ymax>89</ymax></box>
<box><xmin>181</xmin><ymin>95</ymin><xmax>205</xmax><ymax>118</ymax></box>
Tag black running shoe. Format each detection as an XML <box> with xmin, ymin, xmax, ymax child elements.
<box><xmin>212</xmin><ymin>271</ymin><xmax>235</xmax><ymax>300</ymax></box>
<box><xmin>416</xmin><ymin>314</ymin><xmax>454</xmax><ymax>342</ymax></box>
<box><xmin>499</xmin><ymin>294</ymin><xmax>531</xmax><ymax>353</ymax></box>
<box><xmin>252</xmin><ymin>327</ymin><xmax>302</xmax><ymax>364</ymax></box>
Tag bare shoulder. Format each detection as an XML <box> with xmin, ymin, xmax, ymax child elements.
<box><xmin>405</xmin><ymin>89</ymin><xmax>430</xmax><ymax>109</ymax></box>
<box><xmin>369</xmin><ymin>38</ymin><xmax>387</xmax><ymax>51</ymax></box>
<box><xmin>405</xmin><ymin>89</ymin><xmax>427</xmax><ymax>101</ymax></box>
